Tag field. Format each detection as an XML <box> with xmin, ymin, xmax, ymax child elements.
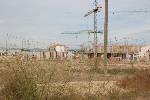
<box><xmin>0</xmin><ymin>56</ymin><xmax>150</xmax><ymax>100</ymax></box>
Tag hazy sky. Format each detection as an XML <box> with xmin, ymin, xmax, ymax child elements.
<box><xmin>0</xmin><ymin>0</ymin><xmax>150</xmax><ymax>48</ymax></box>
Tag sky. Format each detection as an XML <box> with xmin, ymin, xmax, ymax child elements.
<box><xmin>0</xmin><ymin>0</ymin><xmax>150</xmax><ymax>48</ymax></box>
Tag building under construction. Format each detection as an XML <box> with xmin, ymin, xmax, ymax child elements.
<box><xmin>81</xmin><ymin>44</ymin><xmax>141</xmax><ymax>61</ymax></box>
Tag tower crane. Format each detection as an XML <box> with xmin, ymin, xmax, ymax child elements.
<box><xmin>111</xmin><ymin>9</ymin><xmax>150</xmax><ymax>15</ymax></box>
<box><xmin>84</xmin><ymin>0</ymin><xmax>102</xmax><ymax>57</ymax></box>
<box><xmin>61</xmin><ymin>29</ymin><xmax>102</xmax><ymax>41</ymax></box>
<box><xmin>61</xmin><ymin>29</ymin><xmax>103</xmax><ymax>51</ymax></box>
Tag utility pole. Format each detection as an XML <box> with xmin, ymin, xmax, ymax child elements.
<box><xmin>22</xmin><ymin>39</ymin><xmax>24</xmax><ymax>50</ymax></box>
<box><xmin>94</xmin><ymin>0</ymin><xmax>98</xmax><ymax>57</ymax></box>
<box><xmin>27</xmin><ymin>40</ymin><xmax>30</xmax><ymax>50</ymax></box>
<box><xmin>5</xmin><ymin>33</ymin><xmax>8</xmax><ymax>55</ymax></box>
<box><xmin>104</xmin><ymin>0</ymin><xmax>108</xmax><ymax>68</ymax></box>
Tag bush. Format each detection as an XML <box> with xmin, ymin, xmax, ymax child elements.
<box><xmin>0</xmin><ymin>61</ymin><xmax>39</xmax><ymax>100</ymax></box>
<box><xmin>117</xmin><ymin>70</ymin><xmax>150</xmax><ymax>91</ymax></box>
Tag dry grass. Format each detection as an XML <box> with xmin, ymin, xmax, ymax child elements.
<box><xmin>0</xmin><ymin>56</ymin><xmax>150</xmax><ymax>100</ymax></box>
<box><xmin>117</xmin><ymin>70</ymin><xmax>150</xmax><ymax>91</ymax></box>
<box><xmin>117</xmin><ymin>70</ymin><xmax>150</xmax><ymax>99</ymax></box>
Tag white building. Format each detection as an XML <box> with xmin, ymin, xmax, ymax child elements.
<box><xmin>0</xmin><ymin>49</ymin><xmax>5</xmax><ymax>56</ymax></box>
<box><xmin>49</xmin><ymin>43</ymin><xmax>68</xmax><ymax>59</ymax></box>
<box><xmin>138</xmin><ymin>45</ymin><xmax>150</xmax><ymax>61</ymax></box>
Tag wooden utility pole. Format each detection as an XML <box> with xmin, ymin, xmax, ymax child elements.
<box><xmin>104</xmin><ymin>0</ymin><xmax>108</xmax><ymax>68</ymax></box>
<box><xmin>5</xmin><ymin>33</ymin><xmax>8</xmax><ymax>55</ymax></box>
<box><xmin>94</xmin><ymin>0</ymin><xmax>98</xmax><ymax>57</ymax></box>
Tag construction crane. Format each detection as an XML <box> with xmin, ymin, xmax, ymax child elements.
<box><xmin>61</xmin><ymin>31</ymin><xmax>81</xmax><ymax>40</ymax></box>
<box><xmin>61</xmin><ymin>29</ymin><xmax>102</xmax><ymax>41</ymax></box>
<box><xmin>111</xmin><ymin>9</ymin><xmax>150</xmax><ymax>15</ymax></box>
<box><xmin>84</xmin><ymin>0</ymin><xmax>102</xmax><ymax>57</ymax></box>
<box><xmin>61</xmin><ymin>30</ymin><xmax>102</xmax><ymax>51</ymax></box>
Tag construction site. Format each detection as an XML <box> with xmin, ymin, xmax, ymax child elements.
<box><xmin>0</xmin><ymin>0</ymin><xmax>150</xmax><ymax>100</ymax></box>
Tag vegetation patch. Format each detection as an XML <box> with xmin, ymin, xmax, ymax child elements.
<box><xmin>88</xmin><ymin>68</ymin><xmax>139</xmax><ymax>75</ymax></box>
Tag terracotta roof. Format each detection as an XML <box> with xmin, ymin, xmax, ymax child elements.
<box><xmin>49</xmin><ymin>43</ymin><xmax>68</xmax><ymax>48</ymax></box>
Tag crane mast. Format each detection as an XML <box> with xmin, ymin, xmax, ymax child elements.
<box><xmin>84</xmin><ymin>0</ymin><xmax>101</xmax><ymax>57</ymax></box>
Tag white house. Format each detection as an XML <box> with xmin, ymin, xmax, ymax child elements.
<box><xmin>49</xmin><ymin>43</ymin><xmax>68</xmax><ymax>59</ymax></box>
<box><xmin>138</xmin><ymin>45</ymin><xmax>150</xmax><ymax>61</ymax></box>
